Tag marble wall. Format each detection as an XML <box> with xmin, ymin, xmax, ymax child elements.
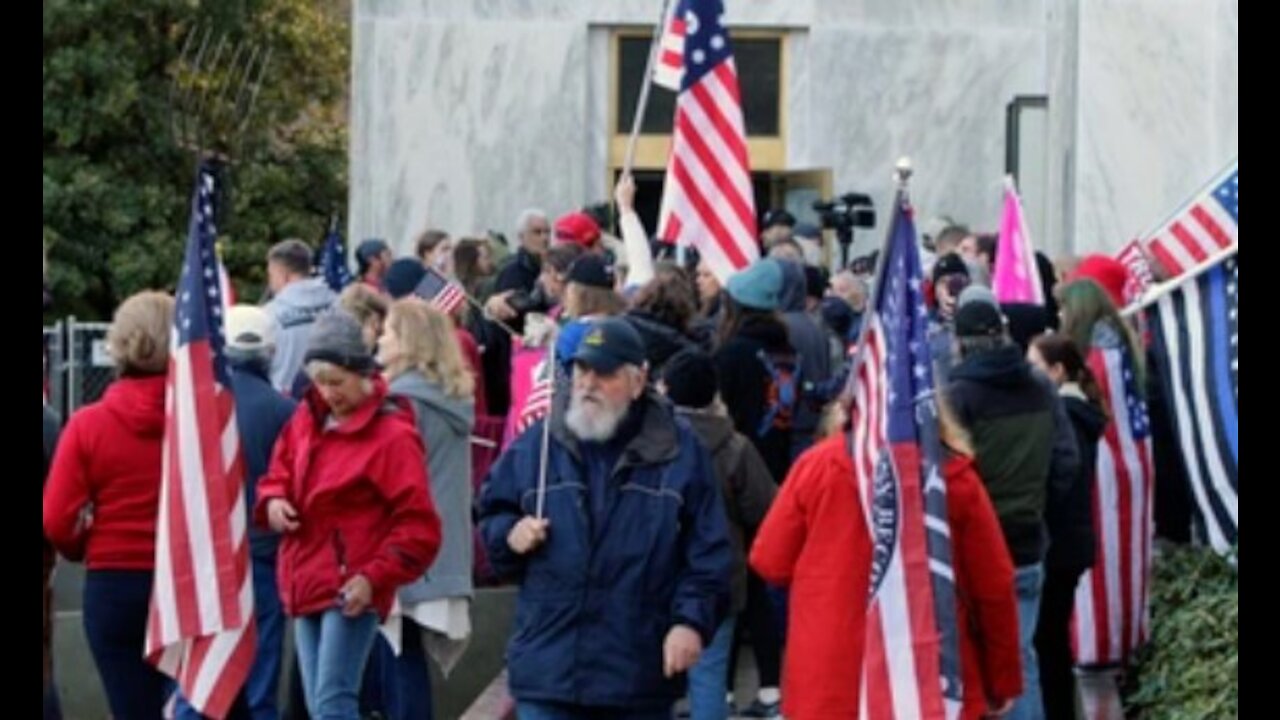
<box><xmin>350</xmin><ymin>0</ymin><xmax>1238</xmax><ymax>259</ymax></box>
<box><xmin>1067</xmin><ymin>0</ymin><xmax>1238</xmax><ymax>254</ymax></box>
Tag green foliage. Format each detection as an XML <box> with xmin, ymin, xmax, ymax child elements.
<box><xmin>1124</xmin><ymin>544</ymin><xmax>1238</xmax><ymax>719</ymax></box>
<box><xmin>43</xmin><ymin>0</ymin><xmax>348</xmax><ymax>319</ymax></box>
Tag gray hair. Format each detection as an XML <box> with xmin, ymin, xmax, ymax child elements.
<box><xmin>515</xmin><ymin>208</ymin><xmax>548</xmax><ymax>237</ymax></box>
<box><xmin>304</xmin><ymin>360</ymin><xmax>375</xmax><ymax>392</ymax></box>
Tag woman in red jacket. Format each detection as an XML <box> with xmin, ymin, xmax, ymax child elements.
<box><xmin>43</xmin><ymin>291</ymin><xmax>175</xmax><ymax>719</ymax></box>
<box><xmin>254</xmin><ymin>310</ymin><xmax>442</xmax><ymax>720</ymax></box>
<box><xmin>749</xmin><ymin>419</ymin><xmax>1023</xmax><ymax>719</ymax></box>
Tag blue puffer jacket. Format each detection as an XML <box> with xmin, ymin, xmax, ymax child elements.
<box><xmin>477</xmin><ymin>392</ymin><xmax>732</xmax><ymax>710</ymax></box>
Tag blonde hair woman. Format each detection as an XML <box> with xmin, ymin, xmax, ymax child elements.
<box><xmin>369</xmin><ymin>298</ymin><xmax>477</xmax><ymax>715</ymax></box>
<box><xmin>43</xmin><ymin>291</ymin><xmax>175</xmax><ymax>719</ymax></box>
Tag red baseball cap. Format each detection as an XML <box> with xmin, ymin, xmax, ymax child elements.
<box><xmin>1068</xmin><ymin>254</ymin><xmax>1128</xmax><ymax>308</ymax></box>
<box><xmin>554</xmin><ymin>212</ymin><xmax>602</xmax><ymax>249</ymax></box>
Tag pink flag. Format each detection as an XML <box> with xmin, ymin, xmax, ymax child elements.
<box><xmin>992</xmin><ymin>178</ymin><xmax>1044</xmax><ymax>305</ymax></box>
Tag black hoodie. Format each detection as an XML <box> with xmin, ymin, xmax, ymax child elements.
<box><xmin>715</xmin><ymin>313</ymin><xmax>795</xmax><ymax>484</ymax></box>
<box><xmin>1049</xmin><ymin>387</ymin><xmax>1106</xmax><ymax>572</ymax></box>
<box><xmin>948</xmin><ymin>343</ymin><xmax>1081</xmax><ymax>565</ymax></box>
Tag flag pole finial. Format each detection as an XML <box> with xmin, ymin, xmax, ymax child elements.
<box><xmin>895</xmin><ymin>157</ymin><xmax>913</xmax><ymax>188</ymax></box>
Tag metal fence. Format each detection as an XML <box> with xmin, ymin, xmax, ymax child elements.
<box><xmin>44</xmin><ymin>318</ymin><xmax>114</xmax><ymax>419</ymax></box>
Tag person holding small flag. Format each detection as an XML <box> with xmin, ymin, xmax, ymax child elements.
<box><xmin>477</xmin><ymin>317</ymin><xmax>733</xmax><ymax>719</ymax></box>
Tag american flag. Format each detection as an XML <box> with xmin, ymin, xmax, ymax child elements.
<box><xmin>319</xmin><ymin>222</ymin><xmax>354</xmax><ymax>293</ymax></box>
<box><xmin>1145</xmin><ymin>253</ymin><xmax>1238</xmax><ymax>555</ymax></box>
<box><xmin>146</xmin><ymin>163</ymin><xmax>256</xmax><ymax>719</ymax></box>
<box><xmin>851</xmin><ymin>191</ymin><xmax>962</xmax><ymax>719</ymax></box>
<box><xmin>1144</xmin><ymin>161</ymin><xmax>1238</xmax><ymax>280</ymax></box>
<box><xmin>654</xmin><ymin>0</ymin><xmax>759</xmax><ymax>283</ymax></box>
<box><xmin>415</xmin><ymin>267</ymin><xmax>468</xmax><ymax>316</ymax></box>
<box><xmin>216</xmin><ymin>252</ymin><xmax>237</xmax><ymax>307</ymax></box>
<box><xmin>1115</xmin><ymin>239</ymin><xmax>1155</xmax><ymax>306</ymax></box>
<box><xmin>1071</xmin><ymin>326</ymin><xmax>1155</xmax><ymax>667</ymax></box>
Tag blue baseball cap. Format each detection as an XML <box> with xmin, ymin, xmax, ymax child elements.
<box><xmin>572</xmin><ymin>317</ymin><xmax>647</xmax><ymax>373</ymax></box>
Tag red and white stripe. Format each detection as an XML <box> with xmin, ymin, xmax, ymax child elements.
<box><xmin>431</xmin><ymin>281</ymin><xmax>467</xmax><ymax>317</ymax></box>
<box><xmin>146</xmin><ymin>340</ymin><xmax>255</xmax><ymax>718</ymax></box>
<box><xmin>851</xmin><ymin>314</ymin><xmax>950</xmax><ymax>719</ymax></box>
<box><xmin>656</xmin><ymin>60</ymin><xmax>758</xmax><ymax>283</ymax></box>
<box><xmin>1071</xmin><ymin>346</ymin><xmax>1154</xmax><ymax>667</ymax></box>
<box><xmin>217</xmin><ymin>260</ymin><xmax>236</xmax><ymax>308</ymax></box>
<box><xmin>652</xmin><ymin>4</ymin><xmax>686</xmax><ymax>91</ymax></box>
<box><xmin>1145</xmin><ymin>198</ymin><xmax>1237</xmax><ymax>281</ymax></box>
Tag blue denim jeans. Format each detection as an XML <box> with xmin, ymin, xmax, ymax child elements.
<box><xmin>516</xmin><ymin>700</ymin><xmax>673</xmax><ymax>720</ymax></box>
<box><xmin>686</xmin><ymin>618</ymin><xmax>735</xmax><ymax>720</ymax></box>
<box><xmin>293</xmin><ymin>609</ymin><xmax>378</xmax><ymax>720</ymax></box>
<box><xmin>175</xmin><ymin>552</ymin><xmax>286</xmax><ymax>720</ymax></box>
<box><xmin>1007</xmin><ymin>563</ymin><xmax>1045</xmax><ymax>720</ymax></box>
<box><xmin>82</xmin><ymin>570</ymin><xmax>170</xmax><ymax>720</ymax></box>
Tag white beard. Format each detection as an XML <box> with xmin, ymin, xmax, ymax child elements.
<box><xmin>565</xmin><ymin>391</ymin><xmax>629</xmax><ymax>442</ymax></box>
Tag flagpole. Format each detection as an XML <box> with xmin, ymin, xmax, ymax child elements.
<box><xmin>623</xmin><ymin>0</ymin><xmax>674</xmax><ymax>177</ymax></box>
<box><xmin>1121</xmin><ymin>242</ymin><xmax>1238</xmax><ymax>317</ymax></box>
<box><xmin>535</xmin><ymin>339</ymin><xmax>556</xmax><ymax>520</ymax></box>
<box><xmin>844</xmin><ymin>157</ymin><xmax>914</xmax><ymax>408</ymax></box>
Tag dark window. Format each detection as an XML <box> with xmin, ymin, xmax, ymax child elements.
<box><xmin>616</xmin><ymin>35</ymin><xmax>780</xmax><ymax>137</ymax></box>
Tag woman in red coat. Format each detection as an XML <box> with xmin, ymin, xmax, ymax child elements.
<box><xmin>749</xmin><ymin>428</ymin><xmax>1023</xmax><ymax>719</ymax></box>
<box><xmin>254</xmin><ymin>310</ymin><xmax>441</xmax><ymax>720</ymax></box>
<box><xmin>43</xmin><ymin>291</ymin><xmax>175</xmax><ymax>719</ymax></box>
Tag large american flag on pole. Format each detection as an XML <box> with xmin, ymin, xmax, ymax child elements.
<box><xmin>851</xmin><ymin>191</ymin><xmax>962</xmax><ymax>719</ymax></box>
<box><xmin>1144</xmin><ymin>161</ymin><xmax>1238</xmax><ymax>281</ymax></box>
<box><xmin>1071</xmin><ymin>325</ymin><xmax>1154</xmax><ymax>667</ymax></box>
<box><xmin>1145</xmin><ymin>253</ymin><xmax>1238</xmax><ymax>555</ymax></box>
<box><xmin>654</xmin><ymin>0</ymin><xmax>759</xmax><ymax>283</ymax></box>
<box><xmin>146</xmin><ymin>163</ymin><xmax>256</xmax><ymax>719</ymax></box>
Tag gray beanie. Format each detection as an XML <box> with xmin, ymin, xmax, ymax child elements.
<box><xmin>303</xmin><ymin>310</ymin><xmax>375</xmax><ymax>374</ymax></box>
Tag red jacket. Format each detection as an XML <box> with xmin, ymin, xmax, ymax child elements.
<box><xmin>43</xmin><ymin>375</ymin><xmax>167</xmax><ymax>569</ymax></box>
<box><xmin>749</xmin><ymin>437</ymin><xmax>1022</xmax><ymax>719</ymax></box>
<box><xmin>254</xmin><ymin>376</ymin><xmax>441</xmax><ymax>620</ymax></box>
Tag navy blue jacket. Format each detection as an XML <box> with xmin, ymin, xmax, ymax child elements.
<box><xmin>477</xmin><ymin>392</ymin><xmax>732</xmax><ymax>710</ymax></box>
<box><xmin>229</xmin><ymin>358</ymin><xmax>297</xmax><ymax>559</ymax></box>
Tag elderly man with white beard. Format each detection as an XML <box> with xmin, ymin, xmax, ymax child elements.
<box><xmin>478</xmin><ymin>317</ymin><xmax>733</xmax><ymax>719</ymax></box>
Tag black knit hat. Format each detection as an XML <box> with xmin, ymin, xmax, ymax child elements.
<box><xmin>661</xmin><ymin>348</ymin><xmax>718</xmax><ymax>409</ymax></box>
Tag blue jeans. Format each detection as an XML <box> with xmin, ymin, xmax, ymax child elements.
<box><xmin>293</xmin><ymin>609</ymin><xmax>378</xmax><ymax>720</ymax></box>
<box><xmin>517</xmin><ymin>700</ymin><xmax>673</xmax><ymax>720</ymax></box>
<box><xmin>1008</xmin><ymin>563</ymin><xmax>1045</xmax><ymax>720</ymax></box>
<box><xmin>687</xmin><ymin>618</ymin><xmax>735</xmax><ymax>720</ymax></box>
<box><xmin>175</xmin><ymin>552</ymin><xmax>285</xmax><ymax>720</ymax></box>
<box><xmin>360</xmin><ymin>623</ymin><xmax>434</xmax><ymax>720</ymax></box>
<box><xmin>83</xmin><ymin>570</ymin><xmax>170</xmax><ymax>720</ymax></box>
